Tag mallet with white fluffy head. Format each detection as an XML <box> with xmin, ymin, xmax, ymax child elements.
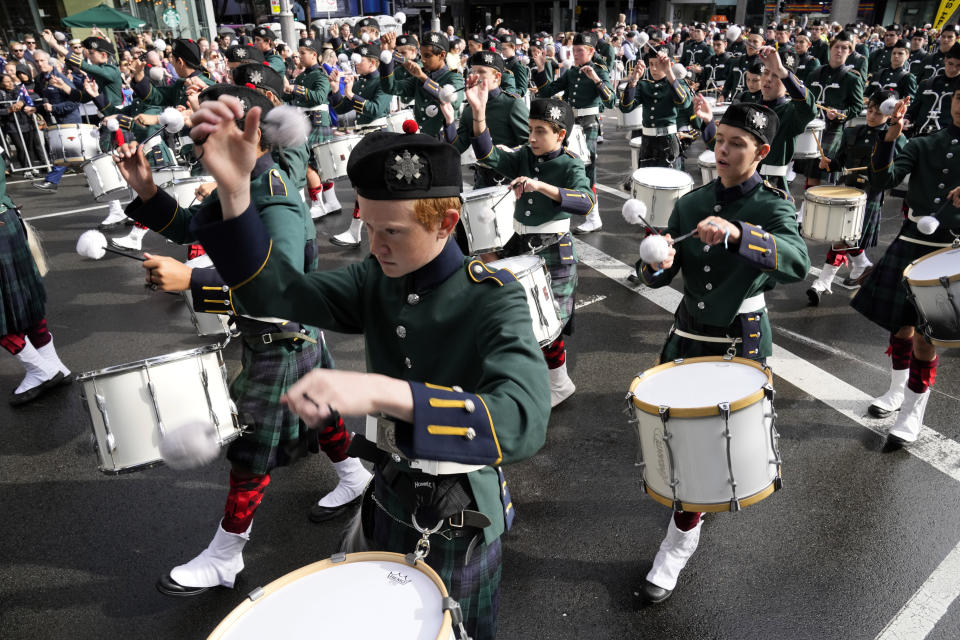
<box><xmin>76</xmin><ymin>230</ymin><xmax>147</xmax><ymax>261</ymax></box>
<box><xmin>260</xmin><ymin>105</ymin><xmax>310</xmax><ymax>148</ymax></box>
<box><xmin>158</xmin><ymin>420</ymin><xmax>222</xmax><ymax>470</ymax></box>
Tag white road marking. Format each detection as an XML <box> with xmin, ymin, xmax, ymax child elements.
<box><xmin>24</xmin><ymin>204</ymin><xmax>109</xmax><ymax>221</ymax></box>
<box><xmin>6</xmin><ymin>172</ymin><xmax>82</xmax><ymax>186</ymax></box>
<box><xmin>574</xmin><ymin>294</ymin><xmax>607</xmax><ymax>310</ymax></box>
<box><xmin>578</xmin><ymin>187</ymin><xmax>960</xmax><ymax>639</ymax></box>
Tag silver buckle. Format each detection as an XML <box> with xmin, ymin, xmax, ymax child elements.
<box><xmin>261</xmin><ymin>333</ymin><xmax>273</xmax><ymax>344</ymax></box>
<box><xmin>449</xmin><ymin>511</ymin><xmax>465</xmax><ymax>528</ymax></box>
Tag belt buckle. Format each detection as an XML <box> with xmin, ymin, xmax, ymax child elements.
<box><xmin>261</xmin><ymin>333</ymin><xmax>273</xmax><ymax>344</ymax></box>
<box><xmin>449</xmin><ymin>511</ymin><xmax>465</xmax><ymax>528</ymax></box>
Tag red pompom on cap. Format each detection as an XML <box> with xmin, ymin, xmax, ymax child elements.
<box><xmin>245</xmin><ymin>82</ymin><xmax>256</xmax><ymax>89</ymax></box>
<box><xmin>401</xmin><ymin>119</ymin><xmax>419</xmax><ymax>134</ymax></box>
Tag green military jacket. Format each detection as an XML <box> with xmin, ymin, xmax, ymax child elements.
<box><xmin>499</xmin><ymin>65</ymin><xmax>518</xmax><ymax>94</ymax></box>
<box><xmin>828</xmin><ymin>123</ymin><xmax>907</xmax><ymax>191</ymax></box>
<box><xmin>113</xmin><ymin>102</ymin><xmax>176</xmax><ymax>166</ymax></box>
<box><xmin>191</xmin><ymin>218</ymin><xmax>550</xmax><ymax>544</ymax></box>
<box><xmin>445</xmin><ymin>88</ymin><xmax>528</xmax><ymax>155</ymax></box>
<box><xmin>807</xmin><ymin>63</ymin><xmax>865</xmax><ymax>120</ymax></box>
<box><xmin>264</xmin><ymin>52</ymin><xmax>285</xmax><ymax>76</ymax></box>
<box><xmin>533</xmin><ymin>62</ymin><xmax>615</xmax><ymax>110</ymax></box>
<box><xmin>594</xmin><ymin>39</ymin><xmax>617</xmax><ymax>68</ymax></box>
<box><xmin>68</xmin><ymin>55</ymin><xmax>123</xmax><ymax>115</ymax></box>
<box><xmin>638</xmin><ymin>174</ymin><xmax>810</xmax><ymax>357</ymax></box>
<box><xmin>681</xmin><ymin>40</ymin><xmax>714</xmax><ymax>68</ymax></box>
<box><xmin>286</xmin><ymin>64</ymin><xmax>333</xmax><ymax>133</ymax></box>
<box><xmin>869</xmin><ymin>45</ymin><xmax>895</xmax><ymax>75</ymax></box>
<box><xmin>849</xmin><ymin>52</ymin><xmax>869</xmax><ymax>81</ymax></box>
<box><xmin>867</xmin><ymin>66</ymin><xmax>917</xmax><ymax>101</ymax></box>
<box><xmin>380</xmin><ymin>57</ymin><xmax>464</xmax><ymax>137</ymax></box>
<box><xmin>906</xmin><ymin>73</ymin><xmax>960</xmax><ymax>133</ymax></box>
<box><xmin>134</xmin><ymin>70</ymin><xmax>216</xmax><ymax>108</ymax></box>
<box><xmin>619</xmin><ymin>76</ymin><xmax>692</xmax><ymax>128</ymax></box>
<box><xmin>273</xmin><ymin>143</ymin><xmax>311</xmax><ymax>193</ymax></box>
<box><xmin>505</xmin><ymin>56</ymin><xmax>529</xmax><ymax>97</ymax></box>
<box><xmin>722</xmin><ymin>53</ymin><xmax>759</xmax><ymax>102</ymax></box>
<box><xmin>472</xmin><ymin>129</ymin><xmax>595</xmax><ymax>226</ymax></box>
<box><xmin>794</xmin><ymin>52</ymin><xmax>821</xmax><ymax>84</ymax></box>
<box><xmin>811</xmin><ymin>38</ymin><xmax>830</xmax><ymax>65</ymax></box>
<box><xmin>329</xmin><ymin>71</ymin><xmax>392</xmax><ymax>125</ymax></box>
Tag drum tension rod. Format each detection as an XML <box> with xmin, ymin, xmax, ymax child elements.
<box><xmin>719</xmin><ymin>402</ymin><xmax>741</xmax><ymax>513</ymax></box>
<box><xmin>443</xmin><ymin>597</ymin><xmax>474</xmax><ymax>640</ymax></box>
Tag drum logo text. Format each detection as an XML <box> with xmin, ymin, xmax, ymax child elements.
<box><xmin>387</xmin><ymin>571</ymin><xmax>412</xmax><ymax>586</ymax></box>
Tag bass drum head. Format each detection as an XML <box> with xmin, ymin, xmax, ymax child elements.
<box><xmin>630</xmin><ymin>357</ymin><xmax>770</xmax><ymax>414</ymax></box>
<box><xmin>632</xmin><ymin>167</ymin><xmax>693</xmax><ymax>189</ymax></box>
<box><xmin>697</xmin><ymin>150</ymin><xmax>716</xmax><ymax>167</ymax></box>
<box><xmin>905</xmin><ymin>247</ymin><xmax>960</xmax><ymax>283</ymax></box>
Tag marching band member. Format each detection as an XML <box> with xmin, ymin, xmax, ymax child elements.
<box><xmin>0</xmin><ymin>150</ymin><xmax>72</xmax><ymax>405</ymax></box>
<box><xmin>793</xmin><ymin>32</ymin><xmax>822</xmax><ymax>83</ymax></box>
<box><xmin>696</xmin><ymin>32</ymin><xmax>731</xmax><ymax>92</ymax></box>
<box><xmin>500</xmin><ymin>34</ymin><xmax>529</xmax><ymax>98</ymax></box>
<box><xmin>851</xmin><ymin>90</ymin><xmax>960</xmax><ymax>446</ymax></box>
<box><xmin>392</xmin><ymin>33</ymin><xmax>421</xmax><ymax>86</ymax></box>
<box><xmin>917</xmin><ymin>24</ymin><xmax>958</xmax><ymax>82</ymax></box>
<box><xmin>719</xmin><ymin>27</ymin><xmax>763</xmax><ymax>105</ymax></box>
<box><xmin>131</xmin><ymin>39</ymin><xmax>215</xmax><ymax>108</ymax></box>
<box><xmin>224</xmin><ymin>42</ymin><xmax>265</xmax><ymax>69</ymax></box>
<box><xmin>184</xmin><ymin>97</ymin><xmax>550</xmax><ymax>640</ymax></box>
<box><xmin>905</xmin><ymin>43</ymin><xmax>960</xmax><ymax>136</ymax></box>
<box><xmin>807</xmin><ymin>91</ymin><xmax>908</xmax><ymax>305</ymax></box>
<box><xmin>774</xmin><ymin>23</ymin><xmax>796</xmax><ymax>68</ymax></box>
<box><xmin>802</xmin><ymin>31</ymin><xmax>864</xmax><ymax>188</ymax></box>
<box><xmin>907</xmin><ymin>29</ymin><xmax>929</xmax><ymax>76</ymax></box>
<box><xmin>634</xmin><ymin>102</ymin><xmax>810</xmax><ymax>603</ymax></box>
<box><xmin>252</xmin><ymin>26</ymin><xmax>285</xmax><ymax>75</ymax></box>
<box><xmin>733</xmin><ymin>61</ymin><xmax>764</xmax><ymax>103</ymax></box>
<box><xmin>869</xmin><ymin>25</ymin><xmax>902</xmax><ymax>76</ymax></box>
<box><xmin>866</xmin><ymin>39</ymin><xmax>917</xmax><ymax>103</ymax></box>
<box><xmin>466</xmin><ymin>88</ymin><xmax>593</xmax><ymax>405</ymax></box>
<box><xmin>531</xmin><ymin>31</ymin><xmax>614</xmax><ymax>235</ymax></box>
<box><xmin>809</xmin><ymin>21</ymin><xmax>831</xmax><ymax>65</ymax></box>
<box><xmin>680</xmin><ymin>23</ymin><xmax>713</xmax><ymax>71</ymax></box>
<box><xmin>619</xmin><ymin>51</ymin><xmax>691</xmax><ymax>172</ymax></box>
<box><xmin>113</xmin><ymin>83</ymin><xmax>370</xmax><ymax>597</ymax></box>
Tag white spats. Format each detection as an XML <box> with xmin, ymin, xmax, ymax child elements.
<box><xmin>548</xmin><ymin>361</ymin><xmax>576</xmax><ymax>407</ymax></box>
<box><xmin>168</xmin><ymin>520</ymin><xmax>250</xmax><ymax>589</ymax></box>
<box><xmin>159</xmin><ymin>421</ymin><xmax>221</xmax><ymax>470</ymax></box>
<box><xmin>639</xmin><ymin>234</ymin><xmax>671</xmax><ymax>266</ymax></box>
<box><xmin>76</xmin><ymin>230</ymin><xmax>108</xmax><ymax>260</ymax></box>
<box><xmin>621</xmin><ymin>198</ymin><xmax>648</xmax><ymax>226</ymax></box>
<box><xmin>261</xmin><ymin>105</ymin><xmax>310</xmax><ymax>148</ymax></box>
<box><xmin>917</xmin><ymin>215</ymin><xmax>940</xmax><ymax>235</ymax></box>
<box><xmin>888</xmin><ymin>388</ymin><xmax>931</xmax><ymax>443</ymax></box>
<box><xmin>646</xmin><ymin>515</ymin><xmax>703</xmax><ymax>591</ymax></box>
<box><xmin>110</xmin><ymin>226</ymin><xmax>148</xmax><ymax>251</ymax></box>
<box><xmin>13</xmin><ymin>341</ymin><xmax>61</xmax><ymax>394</ymax></box>
<box><xmin>317</xmin><ymin>458</ymin><xmax>373</xmax><ymax>508</ymax></box>
<box><xmin>871</xmin><ymin>367</ymin><xmax>910</xmax><ymax>415</ymax></box>
<box><xmin>37</xmin><ymin>335</ymin><xmax>71</xmax><ymax>377</ymax></box>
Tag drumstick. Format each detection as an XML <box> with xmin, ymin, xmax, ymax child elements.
<box><xmin>106</xmin><ymin>246</ymin><xmax>146</xmax><ymax>261</ymax></box>
<box><xmin>813</xmin><ymin>130</ymin><xmax>827</xmax><ymax>162</ymax></box>
<box><xmin>843</xmin><ymin>166</ymin><xmax>868</xmax><ymax>173</ymax></box>
<box><xmin>816</xmin><ymin>103</ymin><xmax>847</xmax><ymax>121</ymax></box>
<box><xmin>493</xmin><ymin>179</ymin><xmax>526</xmax><ymax>208</ymax></box>
<box><xmin>670</xmin><ymin>228</ymin><xmax>699</xmax><ymax>244</ymax></box>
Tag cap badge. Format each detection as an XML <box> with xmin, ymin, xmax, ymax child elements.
<box><xmin>483</xmin><ymin>53</ymin><xmax>494</xmax><ymax>64</ymax></box>
<box><xmin>750</xmin><ymin>110</ymin><xmax>768</xmax><ymax>129</ymax></box>
<box><xmin>236</xmin><ymin>48</ymin><xmax>246</xmax><ymax>58</ymax></box>
<box><xmin>548</xmin><ymin>105</ymin><xmax>563</xmax><ymax>121</ymax></box>
<box><xmin>249</xmin><ymin>70</ymin><xmax>262</xmax><ymax>85</ymax></box>
<box><xmin>392</xmin><ymin>150</ymin><xmax>424</xmax><ymax>183</ymax></box>
<box><xmin>430</xmin><ymin>34</ymin><xmax>440</xmax><ymax>43</ymax></box>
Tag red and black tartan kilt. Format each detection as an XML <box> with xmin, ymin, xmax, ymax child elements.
<box><xmin>851</xmin><ymin>232</ymin><xmax>944</xmax><ymax>333</ymax></box>
<box><xmin>0</xmin><ymin>207</ymin><xmax>45</xmax><ymax>336</ymax></box>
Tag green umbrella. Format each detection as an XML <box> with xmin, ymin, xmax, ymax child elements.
<box><xmin>62</xmin><ymin>3</ymin><xmax>146</xmax><ymax>30</ymax></box>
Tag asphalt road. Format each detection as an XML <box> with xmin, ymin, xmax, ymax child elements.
<box><xmin>1</xmin><ymin>120</ymin><xmax>958</xmax><ymax>640</ymax></box>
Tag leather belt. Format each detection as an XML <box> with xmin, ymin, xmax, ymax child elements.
<box><xmin>759</xmin><ymin>164</ymin><xmax>788</xmax><ymax>177</ymax></box>
<box><xmin>369</xmin><ymin>492</ymin><xmax>491</xmax><ymax>541</ymax></box>
<box><xmin>514</xmin><ymin>218</ymin><xmax>570</xmax><ymax>235</ymax></box>
<box><xmin>642</xmin><ymin>125</ymin><xmax>678</xmax><ymax>136</ymax></box>
<box><xmin>246</xmin><ymin>331</ymin><xmax>317</xmax><ymax>345</ymax></box>
<box><xmin>574</xmin><ymin>106</ymin><xmax>600</xmax><ymax>117</ymax></box>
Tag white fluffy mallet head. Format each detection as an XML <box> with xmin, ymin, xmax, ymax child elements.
<box><xmin>105</xmin><ymin>117</ymin><xmax>120</xmax><ymax>132</ymax></box>
<box><xmin>153</xmin><ymin>38</ymin><xmax>167</xmax><ymax>52</ymax></box>
<box><xmin>159</xmin><ymin>107</ymin><xmax>185</xmax><ymax>133</ymax></box>
<box><xmin>672</xmin><ymin>63</ymin><xmax>687</xmax><ymax>79</ymax></box>
<box><xmin>337</xmin><ymin>52</ymin><xmax>349</xmax><ymax>64</ymax></box>
<box><xmin>76</xmin><ymin>230</ymin><xmax>108</xmax><ymax>260</ymax></box>
<box><xmin>621</xmin><ymin>198</ymin><xmax>648</xmax><ymax>225</ymax></box>
<box><xmin>439</xmin><ymin>84</ymin><xmax>458</xmax><ymax>104</ymax></box>
<box><xmin>726</xmin><ymin>25</ymin><xmax>742</xmax><ymax>42</ymax></box>
<box><xmin>880</xmin><ymin>96</ymin><xmax>898</xmax><ymax>116</ymax></box>
<box><xmin>148</xmin><ymin>65</ymin><xmax>165</xmax><ymax>83</ymax></box>
<box><xmin>260</xmin><ymin>104</ymin><xmax>310</xmax><ymax>148</ymax></box>
<box><xmin>394</xmin><ymin>11</ymin><xmax>407</xmax><ymax>25</ymax></box>
<box><xmin>158</xmin><ymin>420</ymin><xmax>220</xmax><ymax>470</ymax></box>
<box><xmin>361</xmin><ymin>32</ymin><xmax>371</xmax><ymax>43</ymax></box>
<box><xmin>351</xmin><ymin>52</ymin><xmax>362</xmax><ymax>64</ymax></box>
<box><xmin>380</xmin><ymin>49</ymin><xmax>394</xmax><ymax>64</ymax></box>
<box><xmin>917</xmin><ymin>215</ymin><xmax>940</xmax><ymax>235</ymax></box>
<box><xmin>639</xmin><ymin>234</ymin><xmax>671</xmax><ymax>265</ymax></box>
<box><xmin>636</xmin><ymin>32</ymin><xmax>649</xmax><ymax>47</ymax></box>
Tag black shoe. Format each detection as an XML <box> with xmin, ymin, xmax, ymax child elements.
<box><xmin>329</xmin><ymin>236</ymin><xmax>361</xmax><ymax>248</ymax></box>
<box><xmin>155</xmin><ymin>571</ymin><xmax>232</xmax><ymax>597</ymax></box>
<box><xmin>883</xmin><ymin>434</ymin><xmax>907</xmax><ymax>452</ymax></box>
<box><xmin>841</xmin><ymin>265</ymin><xmax>874</xmax><ymax>288</ymax></box>
<box><xmin>32</xmin><ymin>181</ymin><xmax>58</xmax><ymax>192</ymax></box>
<box><xmin>806</xmin><ymin>287</ymin><xmax>822</xmax><ymax>307</ymax></box>
<box><xmin>868</xmin><ymin>403</ymin><xmax>896</xmax><ymax>419</ymax></box>
<box><xmin>308</xmin><ymin>495</ymin><xmax>362</xmax><ymax>523</ymax></box>
<box><xmin>9</xmin><ymin>372</ymin><xmax>65</xmax><ymax>406</ymax></box>
<box><xmin>640</xmin><ymin>580</ymin><xmax>673</xmax><ymax>604</ymax></box>
<box><xmin>627</xmin><ymin>273</ymin><xmax>640</xmax><ymax>284</ymax></box>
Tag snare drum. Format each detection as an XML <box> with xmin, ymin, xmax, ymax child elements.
<box><xmin>793</xmin><ymin>119</ymin><xmax>825</xmax><ymax>160</ymax></box>
<box><xmin>313</xmin><ymin>135</ymin><xmax>363</xmax><ymax>181</ymax></box>
<box><xmin>385</xmin><ymin>109</ymin><xmax>415</xmax><ymax>133</ymax></box>
<box><xmin>801</xmin><ymin>185</ymin><xmax>867</xmax><ymax>243</ymax></box>
<box><xmin>627</xmin><ymin>356</ymin><xmax>780</xmax><ymax>512</ymax></box>
<box><xmin>630</xmin><ymin>167</ymin><xmax>694</xmax><ymax>227</ymax></box>
<box><xmin>565</xmin><ymin>125</ymin><xmax>592</xmax><ymax>164</ymax></box>
<box><xmin>486</xmin><ymin>255</ymin><xmax>563</xmax><ymax>346</ymax></box>
<box><xmin>697</xmin><ymin>150</ymin><xmax>717</xmax><ymax>184</ymax></box>
<box><xmin>77</xmin><ymin>345</ymin><xmax>241</xmax><ymax>474</ymax></box>
<box><xmin>712</xmin><ymin>103</ymin><xmax>729</xmax><ymax>120</ymax></box>
<box><xmin>162</xmin><ymin>176</ymin><xmax>216</xmax><ymax>208</ymax></box>
<box><xmin>629</xmin><ymin>136</ymin><xmax>643</xmax><ymax>170</ymax></box>
<box><xmin>849</xmin><ymin>108</ymin><xmax>867</xmax><ymax>127</ymax></box>
<box><xmin>617</xmin><ymin>106</ymin><xmax>643</xmax><ymax>129</ymax></box>
<box><xmin>207</xmin><ymin>552</ymin><xmax>455</xmax><ymax>640</ymax></box>
<box><xmin>46</xmin><ymin>123</ymin><xmax>99</xmax><ymax>165</ymax></box>
<box><xmin>903</xmin><ymin>247</ymin><xmax>960</xmax><ymax>348</ymax></box>
<box><xmin>461</xmin><ymin>144</ymin><xmax>477</xmax><ymax>167</ymax></box>
<box><xmin>82</xmin><ymin>153</ymin><xmax>130</xmax><ymax>201</ymax></box>
<box><xmin>460</xmin><ymin>186</ymin><xmax>516</xmax><ymax>254</ymax></box>
<box><xmin>702</xmin><ymin>95</ymin><xmax>717</xmax><ymax>108</ymax></box>
<box><xmin>152</xmin><ymin>165</ymin><xmax>191</xmax><ymax>189</ymax></box>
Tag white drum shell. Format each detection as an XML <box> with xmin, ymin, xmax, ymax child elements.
<box><xmin>385</xmin><ymin>109</ymin><xmax>415</xmax><ymax>133</ymax></box>
<box><xmin>152</xmin><ymin>165</ymin><xmax>191</xmax><ymax>189</ymax></box>
<box><xmin>78</xmin><ymin>346</ymin><xmax>240</xmax><ymax>474</ymax></box>
<box><xmin>793</xmin><ymin>119</ymin><xmax>825</xmax><ymax>159</ymax></box>
<box><xmin>82</xmin><ymin>154</ymin><xmax>130</xmax><ymax>201</ymax></box>
<box><xmin>313</xmin><ymin>135</ymin><xmax>363</xmax><ymax>181</ymax></box>
<box><xmin>697</xmin><ymin>150</ymin><xmax>717</xmax><ymax>184</ymax></box>
<box><xmin>460</xmin><ymin>186</ymin><xmax>516</xmax><ymax>255</ymax></box>
<box><xmin>565</xmin><ymin>125</ymin><xmax>592</xmax><ymax>164</ymax></box>
<box><xmin>630</xmin><ymin>168</ymin><xmax>694</xmax><ymax>227</ymax></box>
<box><xmin>487</xmin><ymin>255</ymin><xmax>563</xmax><ymax>346</ymax></box>
<box><xmin>181</xmin><ymin>290</ymin><xmax>232</xmax><ymax>336</ymax></box>
<box><xmin>801</xmin><ymin>187</ymin><xmax>867</xmax><ymax>243</ymax></box>
<box><xmin>47</xmin><ymin>123</ymin><xmax>99</xmax><ymax>165</ymax></box>
<box><xmin>904</xmin><ymin>248</ymin><xmax>960</xmax><ymax>348</ymax></box>
<box><xmin>617</xmin><ymin>106</ymin><xmax>643</xmax><ymax>129</ymax></box>
<box><xmin>162</xmin><ymin>177</ymin><xmax>216</xmax><ymax>208</ymax></box>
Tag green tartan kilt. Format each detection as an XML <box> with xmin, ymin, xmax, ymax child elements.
<box><xmin>364</xmin><ymin>482</ymin><xmax>502</xmax><ymax>640</ymax></box>
<box><xmin>226</xmin><ymin>326</ymin><xmax>332</xmax><ymax>475</ymax></box>
<box><xmin>306</xmin><ymin>114</ymin><xmax>333</xmax><ymax>174</ymax></box>
<box><xmin>858</xmin><ymin>191</ymin><xmax>884</xmax><ymax>249</ymax></box>
<box><xmin>0</xmin><ymin>207</ymin><xmax>46</xmax><ymax>336</ymax></box>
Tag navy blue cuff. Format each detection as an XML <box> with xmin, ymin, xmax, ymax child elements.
<box><xmin>189</xmin><ymin>266</ymin><xmax>234</xmax><ymax>315</ymax></box>
<box><xmin>620</xmin><ymin>84</ymin><xmax>637</xmax><ymax>107</ymax></box>
<box><xmin>783</xmin><ymin>72</ymin><xmax>806</xmax><ymax>100</ymax></box>
<box><xmin>735</xmin><ymin>221</ymin><xmax>778</xmax><ymax>270</ymax></box>
<box><xmin>379</xmin><ymin>59</ymin><xmax>395</xmax><ymax>78</ymax></box>
<box><xmin>125</xmin><ymin>188</ymin><xmax>179</xmax><ymax>233</ymax></box>
<box><xmin>872</xmin><ymin>139</ymin><xmax>896</xmax><ymax>172</ymax></box>
<box><xmin>190</xmin><ymin>201</ymin><xmax>272</xmax><ymax>289</ymax></box>
<box><xmin>638</xmin><ymin>260</ymin><xmax>671</xmax><ymax>286</ymax></box>
<box><xmin>133</xmin><ymin>74</ymin><xmax>152</xmax><ymax>99</ymax></box>
<box><xmin>472</xmin><ymin>128</ymin><xmax>494</xmax><ymax>162</ymax></box>
<box><xmin>404</xmin><ymin>381</ymin><xmax>501</xmax><ymax>465</ymax></box>
<box><xmin>441</xmin><ymin>120</ymin><xmax>457</xmax><ymax>143</ymax></box>
<box><xmin>532</xmin><ymin>68</ymin><xmax>549</xmax><ymax>89</ymax></box>
<box><xmin>559</xmin><ymin>188</ymin><xmax>593</xmax><ymax>215</ymax></box>
<box><xmin>701</xmin><ymin>119</ymin><xmax>716</xmax><ymax>144</ymax></box>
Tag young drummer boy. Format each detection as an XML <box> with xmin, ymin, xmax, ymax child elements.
<box><xmin>463</xmin><ymin>82</ymin><xmax>595</xmax><ymax>407</ymax></box>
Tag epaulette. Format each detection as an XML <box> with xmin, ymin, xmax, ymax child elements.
<box><xmin>503</xmin><ymin>68</ymin><xmax>515</xmax><ymax>76</ymax></box>
<box><xmin>594</xmin><ymin>61</ymin><xmax>609</xmax><ymax>72</ymax></box>
<box><xmin>268</xmin><ymin>168</ymin><xmax>288</xmax><ymax>197</ymax></box>
<box><xmin>466</xmin><ymin>260</ymin><xmax>517</xmax><ymax>286</ymax></box>
<box><xmin>503</xmin><ymin>90</ymin><xmax>521</xmax><ymax>100</ymax></box>
<box><xmin>762</xmin><ymin>179</ymin><xmax>790</xmax><ymax>200</ymax></box>
<box><xmin>563</xmin><ymin>148</ymin><xmax>579</xmax><ymax>159</ymax></box>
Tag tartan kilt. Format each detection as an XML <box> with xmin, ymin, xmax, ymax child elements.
<box><xmin>858</xmin><ymin>191</ymin><xmax>884</xmax><ymax>249</ymax></box>
<box><xmin>540</xmin><ymin>235</ymin><xmax>577</xmax><ymax>331</ymax></box>
<box><xmin>226</xmin><ymin>326</ymin><xmax>331</xmax><ymax>475</ymax></box>
<box><xmin>364</xmin><ymin>483</ymin><xmax>503</xmax><ymax>640</ymax></box>
<box><xmin>0</xmin><ymin>207</ymin><xmax>46</xmax><ymax>336</ymax></box>
<box><xmin>576</xmin><ymin>114</ymin><xmax>599</xmax><ymax>185</ymax></box>
<box><xmin>803</xmin><ymin>121</ymin><xmax>844</xmax><ymax>182</ymax></box>
<box><xmin>851</xmin><ymin>232</ymin><xmax>937</xmax><ymax>333</ymax></box>
<box><xmin>306</xmin><ymin>118</ymin><xmax>333</xmax><ymax>174</ymax></box>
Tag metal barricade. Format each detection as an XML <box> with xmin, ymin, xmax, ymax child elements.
<box><xmin>0</xmin><ymin>99</ymin><xmax>53</xmax><ymax>174</ymax></box>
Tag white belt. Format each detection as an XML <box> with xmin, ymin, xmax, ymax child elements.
<box><xmin>759</xmin><ymin>164</ymin><xmax>788</xmax><ymax>177</ymax></box>
<box><xmin>642</xmin><ymin>125</ymin><xmax>678</xmax><ymax>136</ymax></box>
<box><xmin>366</xmin><ymin>117</ymin><xmax>388</xmax><ymax>127</ymax></box>
<box><xmin>738</xmin><ymin>293</ymin><xmax>766</xmax><ymax>314</ymax></box>
<box><xmin>514</xmin><ymin>218</ymin><xmax>570</xmax><ymax>235</ymax></box>
<box><xmin>906</xmin><ymin>208</ymin><xmax>926</xmax><ymax>223</ymax></box>
<box><xmin>574</xmin><ymin>106</ymin><xmax>600</xmax><ymax>117</ymax></box>
<box><xmin>899</xmin><ymin>235</ymin><xmax>954</xmax><ymax>248</ymax></box>
<box><xmin>365</xmin><ymin>415</ymin><xmax>485</xmax><ymax>476</ymax></box>
<box><xmin>673</xmin><ymin>328</ymin><xmax>741</xmax><ymax>344</ymax></box>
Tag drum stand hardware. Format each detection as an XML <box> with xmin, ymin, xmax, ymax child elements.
<box><xmin>246</xmin><ymin>586</ymin><xmax>266</xmax><ymax>602</ymax></box>
<box><xmin>198</xmin><ymin>361</ymin><xmax>221</xmax><ymax>429</ymax></box>
<box><xmin>718</xmin><ymin>402</ymin><xmax>741</xmax><ymax>512</ymax></box>
<box><xmin>143</xmin><ymin>362</ymin><xmax>167</xmax><ymax>437</ymax></box>
<box><xmin>764</xmin><ymin>384</ymin><xmax>784</xmax><ymax>491</ymax></box>
<box><xmin>657</xmin><ymin>406</ymin><xmax>684</xmax><ymax>513</ymax></box>
<box><xmin>408</xmin><ymin>514</ymin><xmax>444</xmax><ymax>564</ymax></box>
<box><xmin>442</xmin><ymin>596</ymin><xmax>474</xmax><ymax>640</ymax></box>
<box><xmin>92</xmin><ymin>385</ymin><xmax>118</xmax><ymax>453</ymax></box>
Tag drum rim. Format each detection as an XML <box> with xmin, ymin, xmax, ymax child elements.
<box><xmin>628</xmin><ymin>355</ymin><xmax>773</xmax><ymax>417</ymax></box>
<box><xmin>82</xmin><ymin>153</ymin><xmax>122</xmax><ymax>165</ymax></box>
<box><xmin>462</xmin><ymin>185</ymin><xmax>512</xmax><ymax>201</ymax></box>
<box><xmin>644</xmin><ymin>478</ymin><xmax>780</xmax><ymax>512</ymax></box>
<box><xmin>487</xmin><ymin>254</ymin><xmax>545</xmax><ymax>278</ymax></box>
<box><xmin>48</xmin><ymin>123</ymin><xmax>96</xmax><ymax>131</ymax></box>
<box><xmin>76</xmin><ymin>343</ymin><xmax>224</xmax><ymax>381</ymax></box>
<box><xmin>206</xmin><ymin>551</ymin><xmax>453</xmax><ymax>640</ymax></box>
<box><xmin>631</xmin><ymin>168</ymin><xmax>695</xmax><ymax>189</ymax></box>
<box><xmin>803</xmin><ymin>186</ymin><xmax>866</xmax><ymax>205</ymax></box>
<box><xmin>165</xmin><ymin>176</ymin><xmax>216</xmax><ymax>187</ymax></box>
<box><xmin>903</xmin><ymin>246</ymin><xmax>960</xmax><ymax>286</ymax></box>
<box><xmin>805</xmin><ymin>119</ymin><xmax>826</xmax><ymax>129</ymax></box>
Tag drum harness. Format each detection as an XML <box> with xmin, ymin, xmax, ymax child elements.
<box><xmin>623</xmin><ymin>354</ymin><xmax>782</xmax><ymax>513</ymax></box>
